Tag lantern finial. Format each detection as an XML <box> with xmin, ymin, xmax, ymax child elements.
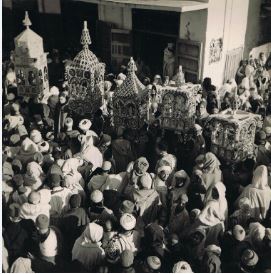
<box><xmin>80</xmin><ymin>21</ymin><xmax>91</xmax><ymax>49</ymax></box>
<box><xmin>128</xmin><ymin>57</ymin><xmax>137</xmax><ymax>72</ymax></box>
<box><xmin>23</xmin><ymin>11</ymin><xmax>32</xmax><ymax>29</ymax></box>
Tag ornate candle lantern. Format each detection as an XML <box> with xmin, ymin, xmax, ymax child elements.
<box><xmin>14</xmin><ymin>11</ymin><xmax>49</xmax><ymax>99</ymax></box>
<box><xmin>160</xmin><ymin>83</ymin><xmax>201</xmax><ymax>133</ymax></box>
<box><xmin>66</xmin><ymin>21</ymin><xmax>105</xmax><ymax>116</ymax></box>
<box><xmin>112</xmin><ymin>57</ymin><xmax>148</xmax><ymax>129</ymax></box>
<box><xmin>207</xmin><ymin>109</ymin><xmax>262</xmax><ymax>162</ymax></box>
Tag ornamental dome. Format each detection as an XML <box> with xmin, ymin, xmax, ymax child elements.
<box><xmin>71</xmin><ymin>48</ymin><xmax>100</xmax><ymax>71</ymax></box>
<box><xmin>116</xmin><ymin>57</ymin><xmax>146</xmax><ymax>98</ymax></box>
<box><xmin>14</xmin><ymin>11</ymin><xmax>44</xmax><ymax>58</ymax></box>
<box><xmin>70</xmin><ymin>21</ymin><xmax>99</xmax><ymax>71</ymax></box>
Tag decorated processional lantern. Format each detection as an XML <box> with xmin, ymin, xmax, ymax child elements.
<box><xmin>207</xmin><ymin>109</ymin><xmax>262</xmax><ymax>163</ymax></box>
<box><xmin>112</xmin><ymin>57</ymin><xmax>148</xmax><ymax>129</ymax></box>
<box><xmin>14</xmin><ymin>11</ymin><xmax>49</xmax><ymax>98</ymax></box>
<box><xmin>159</xmin><ymin>76</ymin><xmax>201</xmax><ymax>136</ymax></box>
<box><xmin>66</xmin><ymin>21</ymin><xmax>105</xmax><ymax>116</ymax></box>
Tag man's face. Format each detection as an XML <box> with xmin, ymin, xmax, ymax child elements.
<box><xmin>105</xmin><ymin>220</ymin><xmax>112</xmax><ymax>232</ymax></box>
<box><xmin>177</xmin><ymin>202</ymin><xmax>185</xmax><ymax>211</ymax></box>
<box><xmin>175</xmin><ymin>177</ymin><xmax>185</xmax><ymax>187</ymax></box>
<box><xmin>190</xmin><ymin>212</ymin><xmax>197</xmax><ymax>223</ymax></box>
<box><xmin>191</xmin><ymin>232</ymin><xmax>203</xmax><ymax>246</ymax></box>
<box><xmin>59</xmin><ymin>96</ymin><xmax>66</xmax><ymax>104</ymax></box>
<box><xmin>159</xmin><ymin>170</ymin><xmax>170</xmax><ymax>181</ymax></box>
<box><xmin>199</xmin><ymin>105</ymin><xmax>206</xmax><ymax>115</ymax></box>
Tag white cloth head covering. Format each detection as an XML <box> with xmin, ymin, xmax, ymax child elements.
<box><xmin>82</xmin><ymin>223</ymin><xmax>103</xmax><ymax>245</ymax></box>
<box><xmin>218</xmin><ymin>83</ymin><xmax>232</xmax><ymax>99</ymax></box>
<box><xmin>38</xmin><ymin>141</ymin><xmax>50</xmax><ymax>153</ymax></box>
<box><xmin>20</xmin><ymin>138</ymin><xmax>39</xmax><ymax>154</ymax></box>
<box><xmin>6</xmin><ymin>115</ymin><xmax>24</xmax><ymax>131</ymax></box>
<box><xmin>10</xmin><ymin>257</ymin><xmax>33</xmax><ymax>273</ymax></box>
<box><xmin>238</xmin><ymin>197</ymin><xmax>251</xmax><ymax>209</ymax></box>
<box><xmin>79</xmin><ymin>119</ymin><xmax>92</xmax><ymax>131</ymax></box>
<box><xmin>171</xmin><ymin>170</ymin><xmax>190</xmax><ymax>189</ymax></box>
<box><xmin>247</xmin><ymin>222</ymin><xmax>266</xmax><ymax>243</ymax></box>
<box><xmin>30</xmin><ymin>129</ymin><xmax>42</xmax><ymax>144</ymax></box>
<box><xmin>251</xmin><ymin>165</ymin><xmax>269</xmax><ymax>190</ymax></box>
<box><xmin>199</xmin><ymin>182</ymin><xmax>227</xmax><ymax>227</ymax></box>
<box><xmin>62</xmin><ymin>158</ymin><xmax>83</xmax><ymax>175</ymax></box>
<box><xmin>26</xmin><ymin>162</ymin><xmax>44</xmax><ymax>178</ymax></box>
<box><xmin>90</xmin><ymin>190</ymin><xmax>103</xmax><ymax>203</ymax></box>
<box><xmin>117</xmin><ymin>73</ymin><xmax>126</xmax><ymax>81</ymax></box>
<box><xmin>157</xmin><ymin>165</ymin><xmax>172</xmax><ymax>174</ymax></box>
<box><xmin>49</xmin><ymin>86</ymin><xmax>59</xmax><ymax>96</ymax></box>
<box><xmin>120</xmin><ymin>213</ymin><xmax>136</xmax><ymax>230</ymax></box>
<box><xmin>205</xmin><ymin>245</ymin><xmax>222</xmax><ymax>256</ymax></box>
<box><xmin>173</xmin><ymin>261</ymin><xmax>193</xmax><ymax>273</ymax></box>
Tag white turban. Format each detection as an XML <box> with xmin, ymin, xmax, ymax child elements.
<box><xmin>173</xmin><ymin>261</ymin><xmax>193</xmax><ymax>273</ymax></box>
<box><xmin>82</xmin><ymin>223</ymin><xmax>103</xmax><ymax>245</ymax></box>
<box><xmin>157</xmin><ymin>165</ymin><xmax>172</xmax><ymax>174</ymax></box>
<box><xmin>30</xmin><ymin>129</ymin><xmax>42</xmax><ymax>144</ymax></box>
<box><xmin>79</xmin><ymin>119</ymin><xmax>92</xmax><ymax>131</ymax></box>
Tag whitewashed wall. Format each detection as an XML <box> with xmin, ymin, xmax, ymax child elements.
<box><xmin>202</xmin><ymin>0</ymin><xmax>250</xmax><ymax>86</ymax></box>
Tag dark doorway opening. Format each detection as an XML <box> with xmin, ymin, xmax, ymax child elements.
<box><xmin>132</xmin><ymin>8</ymin><xmax>180</xmax><ymax>78</ymax></box>
<box><xmin>133</xmin><ymin>30</ymin><xmax>176</xmax><ymax>77</ymax></box>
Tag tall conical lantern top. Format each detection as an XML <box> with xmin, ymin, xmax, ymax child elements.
<box><xmin>127</xmin><ymin>57</ymin><xmax>137</xmax><ymax>73</ymax></box>
<box><xmin>23</xmin><ymin>11</ymin><xmax>32</xmax><ymax>29</ymax></box>
<box><xmin>80</xmin><ymin>21</ymin><xmax>91</xmax><ymax>49</ymax></box>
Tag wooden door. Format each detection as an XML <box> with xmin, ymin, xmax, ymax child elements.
<box><xmin>176</xmin><ymin>39</ymin><xmax>203</xmax><ymax>83</ymax></box>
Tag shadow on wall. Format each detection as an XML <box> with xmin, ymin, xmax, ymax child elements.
<box><xmin>244</xmin><ymin>0</ymin><xmax>271</xmax><ymax>57</ymax></box>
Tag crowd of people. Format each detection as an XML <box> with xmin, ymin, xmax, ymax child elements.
<box><xmin>2</xmin><ymin>48</ymin><xmax>271</xmax><ymax>273</ymax></box>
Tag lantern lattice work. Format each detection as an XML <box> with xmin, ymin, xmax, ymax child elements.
<box><xmin>207</xmin><ymin>110</ymin><xmax>262</xmax><ymax>162</ymax></box>
<box><xmin>14</xmin><ymin>11</ymin><xmax>49</xmax><ymax>98</ymax></box>
<box><xmin>66</xmin><ymin>21</ymin><xmax>105</xmax><ymax>116</ymax></box>
<box><xmin>113</xmin><ymin>57</ymin><xmax>148</xmax><ymax>129</ymax></box>
<box><xmin>160</xmin><ymin>83</ymin><xmax>201</xmax><ymax>132</ymax></box>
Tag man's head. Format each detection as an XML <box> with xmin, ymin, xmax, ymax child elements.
<box><xmin>8</xmin><ymin>203</ymin><xmax>21</xmax><ymax>222</ymax></box>
<box><xmin>28</xmin><ymin>191</ymin><xmax>41</xmax><ymax>205</ymax></box>
<box><xmin>157</xmin><ymin>165</ymin><xmax>171</xmax><ymax>181</ymax></box>
<box><xmin>59</xmin><ymin>93</ymin><xmax>67</xmax><ymax>105</ymax></box>
<box><xmin>174</xmin><ymin>171</ymin><xmax>188</xmax><ymax>187</ymax></box>
<box><xmin>134</xmin><ymin>157</ymin><xmax>149</xmax><ymax>175</ymax></box>
<box><xmin>190</xmin><ymin>209</ymin><xmax>201</xmax><ymax>223</ymax></box>
<box><xmin>190</xmin><ymin>230</ymin><xmax>205</xmax><ymax>246</ymax></box>
<box><xmin>199</xmin><ymin>100</ymin><xmax>207</xmax><ymax>115</ymax></box>
<box><xmin>36</xmin><ymin>214</ymin><xmax>50</xmax><ymax>234</ymax></box>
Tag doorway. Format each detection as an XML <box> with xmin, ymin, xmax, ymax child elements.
<box><xmin>132</xmin><ymin>8</ymin><xmax>180</xmax><ymax>78</ymax></box>
<box><xmin>133</xmin><ymin>30</ymin><xmax>176</xmax><ymax>77</ymax></box>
